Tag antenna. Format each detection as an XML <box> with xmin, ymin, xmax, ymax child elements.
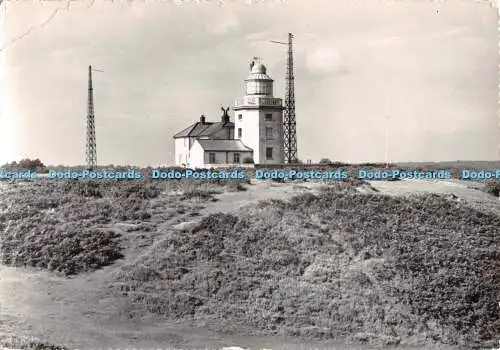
<box><xmin>270</xmin><ymin>33</ymin><xmax>298</xmax><ymax>164</ymax></box>
<box><xmin>384</xmin><ymin>91</ymin><xmax>390</xmax><ymax>168</ymax></box>
<box><xmin>385</xmin><ymin>115</ymin><xmax>390</xmax><ymax>168</ymax></box>
<box><xmin>86</xmin><ymin>65</ymin><xmax>103</xmax><ymax>170</ymax></box>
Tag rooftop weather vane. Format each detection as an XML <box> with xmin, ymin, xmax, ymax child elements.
<box><xmin>250</xmin><ymin>56</ymin><xmax>262</xmax><ymax>70</ymax></box>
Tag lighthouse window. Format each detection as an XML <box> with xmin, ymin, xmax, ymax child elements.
<box><xmin>266</xmin><ymin>147</ymin><xmax>273</xmax><ymax>160</ymax></box>
<box><xmin>262</xmin><ymin>83</ymin><xmax>271</xmax><ymax>95</ymax></box>
<box><xmin>265</xmin><ymin>113</ymin><xmax>273</xmax><ymax>121</ymax></box>
<box><xmin>238</xmin><ymin>114</ymin><xmax>242</xmax><ymax>120</ymax></box>
<box><xmin>247</xmin><ymin>82</ymin><xmax>257</xmax><ymax>94</ymax></box>
<box><xmin>266</xmin><ymin>127</ymin><xmax>273</xmax><ymax>139</ymax></box>
<box><xmin>237</xmin><ymin>128</ymin><xmax>242</xmax><ymax>138</ymax></box>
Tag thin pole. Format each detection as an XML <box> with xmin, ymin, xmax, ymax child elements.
<box><xmin>385</xmin><ymin>115</ymin><xmax>390</xmax><ymax>168</ymax></box>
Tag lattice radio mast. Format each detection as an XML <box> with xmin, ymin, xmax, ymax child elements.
<box><xmin>86</xmin><ymin>65</ymin><xmax>102</xmax><ymax>170</ymax></box>
<box><xmin>271</xmin><ymin>33</ymin><xmax>298</xmax><ymax>164</ymax></box>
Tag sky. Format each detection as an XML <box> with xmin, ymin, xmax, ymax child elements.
<box><xmin>0</xmin><ymin>0</ymin><xmax>498</xmax><ymax>166</ymax></box>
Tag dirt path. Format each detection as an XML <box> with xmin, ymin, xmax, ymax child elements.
<box><xmin>201</xmin><ymin>180</ymin><xmax>324</xmax><ymax>214</ymax></box>
<box><xmin>0</xmin><ymin>179</ymin><xmax>477</xmax><ymax>350</ymax></box>
<box><xmin>368</xmin><ymin>179</ymin><xmax>500</xmax><ymax>216</ymax></box>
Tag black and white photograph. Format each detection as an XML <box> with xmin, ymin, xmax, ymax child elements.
<box><xmin>0</xmin><ymin>0</ymin><xmax>499</xmax><ymax>349</ymax></box>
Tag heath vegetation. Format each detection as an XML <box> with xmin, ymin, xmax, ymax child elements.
<box><xmin>112</xmin><ymin>184</ymin><xmax>499</xmax><ymax>348</ymax></box>
<box><xmin>0</xmin><ymin>162</ymin><xmax>499</xmax><ymax>348</ymax></box>
<box><xmin>0</xmin><ymin>178</ymin><xmax>228</xmax><ymax>275</ymax></box>
<box><xmin>0</xmin><ymin>336</ymin><xmax>68</xmax><ymax>350</ymax></box>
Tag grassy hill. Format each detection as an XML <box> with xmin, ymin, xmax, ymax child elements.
<box><xmin>112</xmin><ymin>183</ymin><xmax>499</xmax><ymax>348</ymax></box>
<box><xmin>0</xmin><ymin>178</ymin><xmax>498</xmax><ymax>349</ymax></box>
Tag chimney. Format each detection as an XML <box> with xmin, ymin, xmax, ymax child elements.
<box><xmin>200</xmin><ymin>115</ymin><xmax>206</xmax><ymax>123</ymax></box>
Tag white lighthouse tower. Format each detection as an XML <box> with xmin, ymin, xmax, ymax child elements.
<box><xmin>233</xmin><ymin>59</ymin><xmax>284</xmax><ymax>165</ymax></box>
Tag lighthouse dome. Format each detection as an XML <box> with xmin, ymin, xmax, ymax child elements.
<box><xmin>247</xmin><ymin>62</ymin><xmax>273</xmax><ymax>81</ymax></box>
<box><xmin>251</xmin><ymin>63</ymin><xmax>267</xmax><ymax>74</ymax></box>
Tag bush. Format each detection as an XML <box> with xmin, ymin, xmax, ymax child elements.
<box><xmin>0</xmin><ymin>336</ymin><xmax>68</xmax><ymax>350</ymax></box>
<box><xmin>226</xmin><ymin>182</ymin><xmax>247</xmax><ymax>192</ymax></box>
<box><xmin>0</xmin><ymin>180</ymin><xmax>163</xmax><ymax>276</ymax></box>
<box><xmin>63</xmin><ymin>180</ymin><xmax>103</xmax><ymax>198</ymax></box>
<box><xmin>484</xmin><ymin>180</ymin><xmax>500</xmax><ymax>197</ymax></box>
<box><xmin>1</xmin><ymin>225</ymin><xmax>124</xmax><ymax>276</ymax></box>
<box><xmin>114</xmin><ymin>187</ymin><xmax>500</xmax><ymax>347</ymax></box>
<box><xmin>1</xmin><ymin>158</ymin><xmax>46</xmax><ymax>172</ymax></box>
<box><xmin>181</xmin><ymin>189</ymin><xmax>219</xmax><ymax>200</ymax></box>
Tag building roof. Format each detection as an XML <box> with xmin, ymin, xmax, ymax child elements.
<box><xmin>195</xmin><ymin>139</ymin><xmax>253</xmax><ymax>152</ymax></box>
<box><xmin>174</xmin><ymin>107</ymin><xmax>234</xmax><ymax>139</ymax></box>
<box><xmin>197</xmin><ymin>121</ymin><xmax>234</xmax><ymax>137</ymax></box>
<box><xmin>251</xmin><ymin>63</ymin><xmax>267</xmax><ymax>74</ymax></box>
<box><xmin>246</xmin><ymin>72</ymin><xmax>273</xmax><ymax>81</ymax></box>
<box><xmin>173</xmin><ymin>122</ymin><xmax>213</xmax><ymax>138</ymax></box>
<box><xmin>246</xmin><ymin>62</ymin><xmax>273</xmax><ymax>81</ymax></box>
<box><xmin>174</xmin><ymin>120</ymin><xmax>234</xmax><ymax>139</ymax></box>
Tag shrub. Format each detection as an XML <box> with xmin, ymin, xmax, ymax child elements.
<box><xmin>0</xmin><ymin>336</ymin><xmax>68</xmax><ymax>350</ymax></box>
<box><xmin>226</xmin><ymin>182</ymin><xmax>247</xmax><ymax>192</ymax></box>
<box><xmin>0</xmin><ymin>180</ymin><xmax>159</xmax><ymax>275</ymax></box>
<box><xmin>181</xmin><ymin>189</ymin><xmax>219</xmax><ymax>200</ymax></box>
<box><xmin>484</xmin><ymin>179</ymin><xmax>500</xmax><ymax>197</ymax></box>
<box><xmin>63</xmin><ymin>180</ymin><xmax>103</xmax><ymax>198</ymax></box>
<box><xmin>1</xmin><ymin>158</ymin><xmax>46</xmax><ymax>172</ymax></box>
<box><xmin>118</xmin><ymin>182</ymin><xmax>162</xmax><ymax>199</ymax></box>
<box><xmin>1</xmin><ymin>225</ymin><xmax>124</xmax><ymax>276</ymax></box>
<box><xmin>114</xmin><ymin>187</ymin><xmax>499</xmax><ymax>347</ymax></box>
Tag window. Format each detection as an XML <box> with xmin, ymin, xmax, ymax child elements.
<box><xmin>265</xmin><ymin>127</ymin><xmax>273</xmax><ymax>139</ymax></box>
<box><xmin>238</xmin><ymin>114</ymin><xmax>242</xmax><ymax>121</ymax></box>
<box><xmin>266</xmin><ymin>147</ymin><xmax>273</xmax><ymax>160</ymax></box>
<box><xmin>233</xmin><ymin>153</ymin><xmax>240</xmax><ymax>163</ymax></box>
<box><xmin>209</xmin><ymin>152</ymin><xmax>216</xmax><ymax>163</ymax></box>
<box><xmin>246</xmin><ymin>82</ymin><xmax>257</xmax><ymax>95</ymax></box>
<box><xmin>262</xmin><ymin>82</ymin><xmax>272</xmax><ymax>95</ymax></box>
<box><xmin>237</xmin><ymin>128</ymin><xmax>242</xmax><ymax>138</ymax></box>
<box><xmin>265</xmin><ymin>113</ymin><xmax>273</xmax><ymax>121</ymax></box>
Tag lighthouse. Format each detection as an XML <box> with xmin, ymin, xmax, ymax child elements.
<box><xmin>233</xmin><ymin>59</ymin><xmax>285</xmax><ymax>165</ymax></box>
<box><xmin>173</xmin><ymin>58</ymin><xmax>285</xmax><ymax>168</ymax></box>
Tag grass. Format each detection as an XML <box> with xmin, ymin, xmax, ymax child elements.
<box><xmin>0</xmin><ymin>336</ymin><xmax>68</xmax><ymax>350</ymax></box>
<box><xmin>1</xmin><ymin>174</ymin><xmax>499</xmax><ymax>348</ymax></box>
<box><xmin>0</xmin><ymin>179</ymin><xmax>225</xmax><ymax>276</ymax></box>
<box><xmin>0</xmin><ymin>181</ymin><xmax>127</xmax><ymax>275</ymax></box>
<box><xmin>484</xmin><ymin>180</ymin><xmax>500</xmax><ymax>197</ymax></box>
<box><xmin>112</xmin><ymin>184</ymin><xmax>499</xmax><ymax>348</ymax></box>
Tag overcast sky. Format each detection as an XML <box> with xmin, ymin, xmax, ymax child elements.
<box><xmin>0</xmin><ymin>0</ymin><xmax>498</xmax><ymax>166</ymax></box>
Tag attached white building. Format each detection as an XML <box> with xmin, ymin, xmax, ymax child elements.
<box><xmin>173</xmin><ymin>59</ymin><xmax>284</xmax><ymax>168</ymax></box>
